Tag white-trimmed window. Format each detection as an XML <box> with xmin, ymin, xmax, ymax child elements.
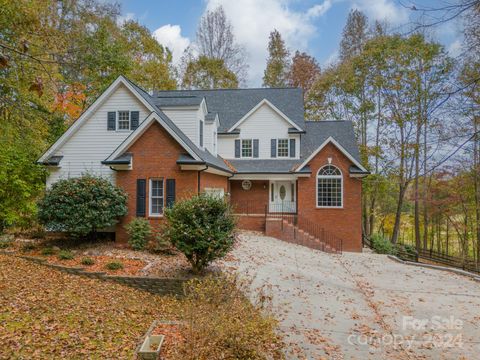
<box><xmin>149</xmin><ymin>178</ymin><xmax>164</xmax><ymax>216</ymax></box>
<box><xmin>317</xmin><ymin>165</ymin><xmax>342</xmax><ymax>208</ymax></box>
<box><xmin>241</xmin><ymin>139</ymin><xmax>253</xmax><ymax>158</ymax></box>
<box><xmin>204</xmin><ymin>187</ymin><xmax>225</xmax><ymax>199</ymax></box>
<box><xmin>118</xmin><ymin>111</ymin><xmax>130</xmax><ymax>130</ymax></box>
<box><xmin>277</xmin><ymin>139</ymin><xmax>289</xmax><ymax>157</ymax></box>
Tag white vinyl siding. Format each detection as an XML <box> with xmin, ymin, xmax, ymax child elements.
<box><xmin>46</xmin><ymin>84</ymin><xmax>149</xmax><ymax>187</ymax></box>
<box><xmin>217</xmin><ymin>103</ymin><xmax>300</xmax><ymax>159</ymax></box>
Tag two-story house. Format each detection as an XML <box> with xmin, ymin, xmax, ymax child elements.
<box><xmin>38</xmin><ymin>76</ymin><xmax>368</xmax><ymax>251</ymax></box>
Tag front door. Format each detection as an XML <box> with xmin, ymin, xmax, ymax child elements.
<box><xmin>269</xmin><ymin>181</ymin><xmax>296</xmax><ymax>213</ymax></box>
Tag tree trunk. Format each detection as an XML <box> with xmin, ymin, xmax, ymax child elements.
<box><xmin>391</xmin><ymin>184</ymin><xmax>406</xmax><ymax>244</ymax></box>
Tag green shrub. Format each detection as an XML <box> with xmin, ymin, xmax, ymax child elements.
<box><xmin>371</xmin><ymin>233</ymin><xmax>397</xmax><ymax>255</ymax></box>
<box><xmin>81</xmin><ymin>257</ymin><xmax>95</xmax><ymax>266</ymax></box>
<box><xmin>21</xmin><ymin>243</ymin><xmax>36</xmax><ymax>252</ymax></box>
<box><xmin>37</xmin><ymin>175</ymin><xmax>127</xmax><ymax>239</ymax></box>
<box><xmin>58</xmin><ymin>250</ymin><xmax>74</xmax><ymax>260</ymax></box>
<box><xmin>149</xmin><ymin>233</ymin><xmax>172</xmax><ymax>254</ymax></box>
<box><xmin>105</xmin><ymin>261</ymin><xmax>123</xmax><ymax>270</ymax></box>
<box><xmin>124</xmin><ymin>218</ymin><xmax>152</xmax><ymax>250</ymax></box>
<box><xmin>41</xmin><ymin>247</ymin><xmax>55</xmax><ymax>256</ymax></box>
<box><xmin>0</xmin><ymin>234</ymin><xmax>14</xmax><ymax>249</ymax></box>
<box><xmin>164</xmin><ymin>194</ymin><xmax>236</xmax><ymax>274</ymax></box>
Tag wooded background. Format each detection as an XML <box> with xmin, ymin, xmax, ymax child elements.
<box><xmin>1</xmin><ymin>0</ymin><xmax>479</xmax><ymax>265</ymax></box>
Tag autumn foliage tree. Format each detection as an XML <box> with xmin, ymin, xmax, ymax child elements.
<box><xmin>263</xmin><ymin>29</ymin><xmax>290</xmax><ymax>88</ymax></box>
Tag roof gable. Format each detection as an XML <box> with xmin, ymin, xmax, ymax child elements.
<box><xmin>105</xmin><ymin>112</ymin><xmax>201</xmax><ymax>162</ymax></box>
<box><xmin>296</xmin><ymin>136</ymin><xmax>367</xmax><ymax>173</ymax></box>
<box><xmin>38</xmin><ymin>76</ymin><xmax>155</xmax><ymax>163</ymax></box>
<box><xmin>152</xmin><ymin>87</ymin><xmax>305</xmax><ymax>132</ymax></box>
<box><xmin>227</xmin><ymin>99</ymin><xmax>303</xmax><ymax>132</ymax></box>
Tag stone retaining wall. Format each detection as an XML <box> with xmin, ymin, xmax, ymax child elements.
<box><xmin>17</xmin><ymin>255</ymin><xmax>187</xmax><ymax>296</ymax></box>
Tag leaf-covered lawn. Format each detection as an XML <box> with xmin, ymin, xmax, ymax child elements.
<box><xmin>0</xmin><ymin>254</ymin><xmax>180</xmax><ymax>359</ymax></box>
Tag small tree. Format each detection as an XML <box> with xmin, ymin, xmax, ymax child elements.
<box><xmin>38</xmin><ymin>175</ymin><xmax>127</xmax><ymax>239</ymax></box>
<box><xmin>164</xmin><ymin>194</ymin><xmax>236</xmax><ymax>273</ymax></box>
<box><xmin>125</xmin><ymin>217</ymin><xmax>152</xmax><ymax>250</ymax></box>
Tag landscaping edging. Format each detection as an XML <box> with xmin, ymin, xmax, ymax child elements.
<box><xmin>17</xmin><ymin>255</ymin><xmax>188</xmax><ymax>296</ymax></box>
<box><xmin>387</xmin><ymin>255</ymin><xmax>480</xmax><ymax>282</ymax></box>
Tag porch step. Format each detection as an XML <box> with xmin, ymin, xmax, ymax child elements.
<box><xmin>278</xmin><ymin>219</ymin><xmax>339</xmax><ymax>254</ymax></box>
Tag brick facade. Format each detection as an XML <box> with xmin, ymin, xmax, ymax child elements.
<box><xmin>114</xmin><ymin>121</ymin><xmax>362</xmax><ymax>251</ymax></box>
<box><xmin>115</xmin><ymin>121</ymin><xmax>228</xmax><ymax>243</ymax></box>
<box><xmin>297</xmin><ymin>142</ymin><xmax>362</xmax><ymax>252</ymax></box>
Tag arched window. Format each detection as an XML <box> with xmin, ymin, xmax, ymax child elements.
<box><xmin>317</xmin><ymin>165</ymin><xmax>342</xmax><ymax>208</ymax></box>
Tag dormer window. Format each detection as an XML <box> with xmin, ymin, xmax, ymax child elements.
<box><xmin>277</xmin><ymin>139</ymin><xmax>289</xmax><ymax>157</ymax></box>
<box><xmin>118</xmin><ymin>111</ymin><xmax>130</xmax><ymax>130</ymax></box>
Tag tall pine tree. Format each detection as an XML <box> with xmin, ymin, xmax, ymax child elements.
<box><xmin>263</xmin><ymin>29</ymin><xmax>290</xmax><ymax>87</ymax></box>
<box><xmin>339</xmin><ymin>9</ymin><xmax>369</xmax><ymax>61</ymax></box>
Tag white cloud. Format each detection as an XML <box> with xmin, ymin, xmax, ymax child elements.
<box><xmin>117</xmin><ymin>12</ymin><xmax>135</xmax><ymax>26</ymax></box>
<box><xmin>153</xmin><ymin>24</ymin><xmax>190</xmax><ymax>65</ymax></box>
<box><xmin>307</xmin><ymin>0</ymin><xmax>332</xmax><ymax>18</ymax></box>
<box><xmin>352</xmin><ymin>0</ymin><xmax>409</xmax><ymax>25</ymax></box>
<box><xmin>205</xmin><ymin>0</ymin><xmax>332</xmax><ymax>86</ymax></box>
<box><xmin>448</xmin><ymin>39</ymin><xmax>462</xmax><ymax>57</ymax></box>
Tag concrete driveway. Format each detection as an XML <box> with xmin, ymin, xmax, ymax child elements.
<box><xmin>217</xmin><ymin>231</ymin><xmax>480</xmax><ymax>359</ymax></box>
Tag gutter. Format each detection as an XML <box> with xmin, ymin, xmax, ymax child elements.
<box><xmin>197</xmin><ymin>166</ymin><xmax>208</xmax><ymax>194</ymax></box>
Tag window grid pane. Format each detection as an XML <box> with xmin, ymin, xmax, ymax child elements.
<box><xmin>150</xmin><ymin>179</ymin><xmax>164</xmax><ymax>215</ymax></box>
<box><xmin>118</xmin><ymin>111</ymin><xmax>130</xmax><ymax>130</ymax></box>
<box><xmin>277</xmin><ymin>139</ymin><xmax>289</xmax><ymax>157</ymax></box>
<box><xmin>317</xmin><ymin>178</ymin><xmax>342</xmax><ymax>207</ymax></box>
<box><xmin>242</xmin><ymin>139</ymin><xmax>252</xmax><ymax>157</ymax></box>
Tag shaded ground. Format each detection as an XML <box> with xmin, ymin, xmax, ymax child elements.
<box><xmin>218</xmin><ymin>232</ymin><xmax>480</xmax><ymax>359</ymax></box>
<box><xmin>0</xmin><ymin>254</ymin><xmax>179</xmax><ymax>359</ymax></box>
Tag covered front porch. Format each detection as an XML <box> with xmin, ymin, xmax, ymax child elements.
<box><xmin>229</xmin><ymin>176</ymin><xmax>297</xmax><ymax>215</ymax></box>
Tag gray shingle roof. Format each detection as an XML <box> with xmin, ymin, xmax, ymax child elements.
<box><xmin>229</xmin><ymin>159</ymin><xmax>300</xmax><ymax>173</ymax></box>
<box><xmin>153</xmin><ymin>88</ymin><xmax>305</xmax><ymax>132</ymax></box>
<box><xmin>154</xmin><ymin>96</ymin><xmax>204</xmax><ymax>107</ymax></box>
<box><xmin>122</xmin><ymin>77</ymin><xmax>232</xmax><ymax>173</ymax></box>
<box><xmin>124</xmin><ymin>77</ymin><xmax>362</xmax><ymax>175</ymax></box>
<box><xmin>301</xmin><ymin>121</ymin><xmax>361</xmax><ymax>164</ymax></box>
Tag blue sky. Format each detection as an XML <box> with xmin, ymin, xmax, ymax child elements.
<box><xmin>118</xmin><ymin>0</ymin><xmax>463</xmax><ymax>86</ymax></box>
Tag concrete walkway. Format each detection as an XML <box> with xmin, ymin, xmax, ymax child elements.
<box><xmin>217</xmin><ymin>232</ymin><xmax>480</xmax><ymax>359</ymax></box>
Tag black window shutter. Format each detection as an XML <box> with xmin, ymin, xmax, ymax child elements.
<box><xmin>199</xmin><ymin>121</ymin><xmax>204</xmax><ymax>147</ymax></box>
<box><xmin>253</xmin><ymin>139</ymin><xmax>259</xmax><ymax>158</ymax></box>
<box><xmin>107</xmin><ymin>111</ymin><xmax>116</xmax><ymax>131</ymax></box>
<box><xmin>235</xmin><ymin>139</ymin><xmax>240</xmax><ymax>158</ymax></box>
<box><xmin>166</xmin><ymin>179</ymin><xmax>176</xmax><ymax>208</ymax></box>
<box><xmin>271</xmin><ymin>139</ymin><xmax>277</xmax><ymax>158</ymax></box>
<box><xmin>290</xmin><ymin>138</ymin><xmax>296</xmax><ymax>157</ymax></box>
<box><xmin>131</xmin><ymin>111</ymin><xmax>139</xmax><ymax>130</ymax></box>
<box><xmin>136</xmin><ymin>179</ymin><xmax>146</xmax><ymax>217</ymax></box>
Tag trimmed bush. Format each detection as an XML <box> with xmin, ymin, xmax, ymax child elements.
<box><xmin>105</xmin><ymin>261</ymin><xmax>123</xmax><ymax>270</ymax></box>
<box><xmin>21</xmin><ymin>243</ymin><xmax>36</xmax><ymax>252</ymax></box>
<box><xmin>81</xmin><ymin>257</ymin><xmax>95</xmax><ymax>266</ymax></box>
<box><xmin>58</xmin><ymin>250</ymin><xmax>74</xmax><ymax>260</ymax></box>
<box><xmin>41</xmin><ymin>247</ymin><xmax>55</xmax><ymax>256</ymax></box>
<box><xmin>124</xmin><ymin>218</ymin><xmax>152</xmax><ymax>251</ymax></box>
<box><xmin>37</xmin><ymin>175</ymin><xmax>127</xmax><ymax>239</ymax></box>
<box><xmin>371</xmin><ymin>233</ymin><xmax>397</xmax><ymax>255</ymax></box>
<box><xmin>164</xmin><ymin>194</ymin><xmax>235</xmax><ymax>274</ymax></box>
<box><xmin>0</xmin><ymin>234</ymin><xmax>14</xmax><ymax>249</ymax></box>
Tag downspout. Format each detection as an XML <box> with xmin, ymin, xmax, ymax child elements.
<box><xmin>197</xmin><ymin>166</ymin><xmax>208</xmax><ymax>194</ymax></box>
